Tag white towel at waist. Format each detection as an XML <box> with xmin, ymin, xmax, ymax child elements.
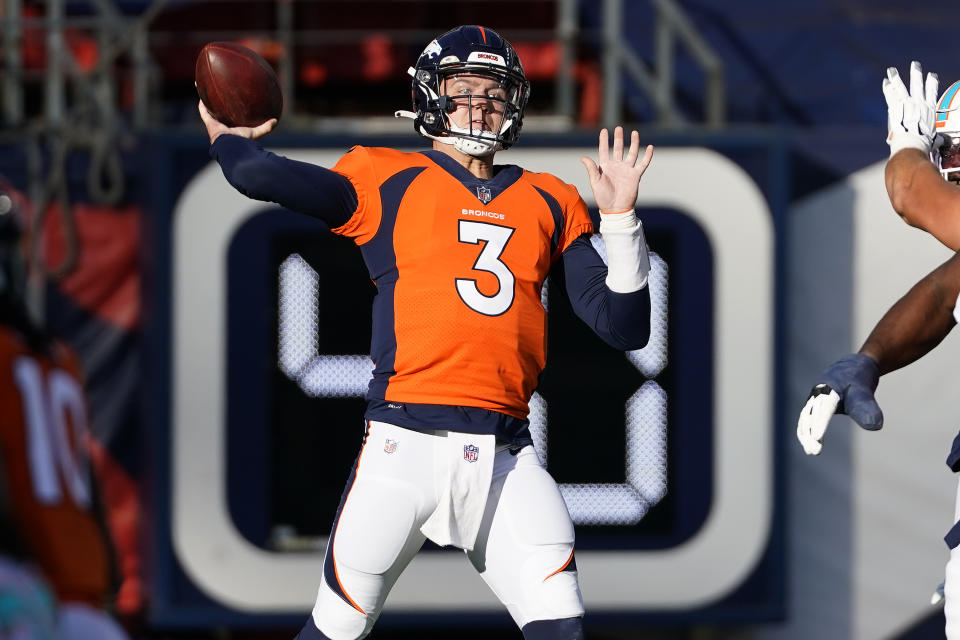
<box><xmin>420</xmin><ymin>432</ymin><xmax>497</xmax><ymax>551</ymax></box>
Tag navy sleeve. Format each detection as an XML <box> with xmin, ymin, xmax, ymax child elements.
<box><xmin>209</xmin><ymin>134</ymin><xmax>357</xmax><ymax>228</ymax></box>
<box><xmin>556</xmin><ymin>234</ymin><xmax>651</xmax><ymax>351</ymax></box>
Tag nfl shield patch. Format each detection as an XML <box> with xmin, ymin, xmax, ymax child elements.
<box><xmin>476</xmin><ymin>185</ymin><xmax>492</xmax><ymax>204</ymax></box>
<box><xmin>463</xmin><ymin>444</ymin><xmax>479</xmax><ymax>463</ymax></box>
<box><xmin>384</xmin><ymin>439</ymin><xmax>398</xmax><ymax>454</ymax></box>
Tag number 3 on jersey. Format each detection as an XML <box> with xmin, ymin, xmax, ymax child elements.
<box><xmin>455</xmin><ymin>220</ymin><xmax>516</xmax><ymax>316</ymax></box>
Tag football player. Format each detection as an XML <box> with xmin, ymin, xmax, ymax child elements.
<box><xmin>799</xmin><ymin>61</ymin><xmax>960</xmax><ymax>640</ymax></box>
<box><xmin>884</xmin><ymin>60</ymin><xmax>960</xmax><ymax>249</ymax></box>
<box><xmin>0</xmin><ymin>182</ymin><xmax>129</xmax><ymax>640</ymax></box>
<box><xmin>199</xmin><ymin>25</ymin><xmax>654</xmax><ymax>640</ymax></box>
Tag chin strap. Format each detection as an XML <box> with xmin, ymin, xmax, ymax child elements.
<box><xmin>447</xmin><ymin>124</ymin><xmax>499</xmax><ymax>156</ymax></box>
<box><xmin>394</xmin><ymin>109</ymin><xmax>500</xmax><ymax>157</ymax></box>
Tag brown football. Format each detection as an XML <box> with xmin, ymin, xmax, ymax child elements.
<box><xmin>195</xmin><ymin>42</ymin><xmax>283</xmax><ymax>128</ymax></box>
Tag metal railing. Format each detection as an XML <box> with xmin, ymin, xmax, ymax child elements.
<box><xmin>603</xmin><ymin>0</ymin><xmax>724</xmax><ymax>127</ymax></box>
<box><xmin>1</xmin><ymin>0</ymin><xmax>725</xmax><ymax>131</ymax></box>
<box><xmin>0</xmin><ymin>0</ymin><xmax>724</xmax><ymax>314</ymax></box>
<box><xmin>2</xmin><ymin>0</ymin><xmax>164</xmax><ymax>128</ymax></box>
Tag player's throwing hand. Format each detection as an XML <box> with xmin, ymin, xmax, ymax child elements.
<box><xmin>797</xmin><ymin>353</ymin><xmax>883</xmax><ymax>455</ymax></box>
<box><xmin>580</xmin><ymin>126</ymin><xmax>654</xmax><ymax>213</ymax></box>
<box><xmin>198</xmin><ymin>100</ymin><xmax>277</xmax><ymax>145</ymax></box>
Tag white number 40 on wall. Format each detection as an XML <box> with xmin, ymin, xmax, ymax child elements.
<box><xmin>278</xmin><ymin>242</ymin><xmax>670</xmax><ymax>527</ymax></box>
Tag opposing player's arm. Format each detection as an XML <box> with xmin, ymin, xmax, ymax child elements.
<box><xmin>798</xmin><ymin>248</ymin><xmax>960</xmax><ymax>454</ymax></box>
<box><xmin>885</xmin><ymin>149</ymin><xmax>960</xmax><ymax>251</ymax></box>
<box><xmin>880</xmin><ymin>62</ymin><xmax>960</xmax><ymax>249</ymax></box>
<box><xmin>208</xmin><ymin>133</ymin><xmax>357</xmax><ymax>228</ymax></box>
<box><xmin>859</xmin><ymin>246</ymin><xmax>960</xmax><ymax>374</ymax></box>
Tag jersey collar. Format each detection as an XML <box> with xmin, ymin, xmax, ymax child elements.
<box><xmin>420</xmin><ymin>150</ymin><xmax>524</xmax><ymax>205</ymax></box>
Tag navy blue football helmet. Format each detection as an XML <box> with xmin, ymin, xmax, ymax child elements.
<box><xmin>395</xmin><ymin>25</ymin><xmax>530</xmax><ymax>156</ymax></box>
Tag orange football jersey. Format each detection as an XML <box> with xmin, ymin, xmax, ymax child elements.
<box><xmin>331</xmin><ymin>146</ymin><xmax>593</xmax><ymax>423</ymax></box>
<box><xmin>0</xmin><ymin>325</ymin><xmax>112</xmax><ymax>606</ymax></box>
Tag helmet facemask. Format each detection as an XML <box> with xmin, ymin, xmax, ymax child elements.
<box><xmin>418</xmin><ymin>66</ymin><xmax>528</xmax><ymax>157</ymax></box>
<box><xmin>935</xmin><ymin>133</ymin><xmax>960</xmax><ymax>183</ymax></box>
<box><xmin>934</xmin><ymin>80</ymin><xmax>960</xmax><ymax>183</ymax></box>
<box><xmin>396</xmin><ymin>26</ymin><xmax>531</xmax><ymax>157</ymax></box>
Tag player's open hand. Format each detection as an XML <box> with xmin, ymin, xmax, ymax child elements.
<box><xmin>198</xmin><ymin>100</ymin><xmax>277</xmax><ymax>145</ymax></box>
<box><xmin>796</xmin><ymin>353</ymin><xmax>883</xmax><ymax>455</ymax></box>
<box><xmin>883</xmin><ymin>61</ymin><xmax>938</xmax><ymax>157</ymax></box>
<box><xmin>580</xmin><ymin>126</ymin><xmax>654</xmax><ymax>213</ymax></box>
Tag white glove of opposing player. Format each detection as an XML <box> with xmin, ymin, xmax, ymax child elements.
<box><xmin>883</xmin><ymin>61</ymin><xmax>939</xmax><ymax>157</ymax></box>
<box><xmin>797</xmin><ymin>353</ymin><xmax>883</xmax><ymax>455</ymax></box>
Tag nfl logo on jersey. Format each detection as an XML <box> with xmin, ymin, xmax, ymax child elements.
<box><xmin>463</xmin><ymin>444</ymin><xmax>479</xmax><ymax>463</ymax></box>
<box><xmin>384</xmin><ymin>439</ymin><xmax>398</xmax><ymax>454</ymax></box>
<box><xmin>476</xmin><ymin>185</ymin><xmax>492</xmax><ymax>204</ymax></box>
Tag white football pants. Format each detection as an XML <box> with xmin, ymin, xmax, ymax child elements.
<box><xmin>946</xmin><ymin>478</ymin><xmax>960</xmax><ymax>639</ymax></box>
<box><xmin>310</xmin><ymin>421</ymin><xmax>584</xmax><ymax>640</ymax></box>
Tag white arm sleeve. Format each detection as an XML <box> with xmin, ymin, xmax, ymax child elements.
<box><xmin>598</xmin><ymin>209</ymin><xmax>651</xmax><ymax>293</ymax></box>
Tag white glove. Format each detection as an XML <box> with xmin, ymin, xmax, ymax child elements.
<box><xmin>797</xmin><ymin>354</ymin><xmax>882</xmax><ymax>456</ymax></box>
<box><xmin>797</xmin><ymin>385</ymin><xmax>841</xmax><ymax>456</ymax></box>
<box><xmin>883</xmin><ymin>60</ymin><xmax>939</xmax><ymax>157</ymax></box>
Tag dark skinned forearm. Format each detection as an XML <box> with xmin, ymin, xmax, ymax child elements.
<box><xmin>859</xmin><ymin>250</ymin><xmax>960</xmax><ymax>375</ymax></box>
<box><xmin>885</xmin><ymin>149</ymin><xmax>960</xmax><ymax>251</ymax></box>
<box><xmin>884</xmin><ymin>149</ymin><xmax>929</xmax><ymax>221</ymax></box>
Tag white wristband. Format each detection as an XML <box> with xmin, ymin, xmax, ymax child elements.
<box><xmin>598</xmin><ymin>209</ymin><xmax>650</xmax><ymax>292</ymax></box>
<box><xmin>888</xmin><ymin>132</ymin><xmax>931</xmax><ymax>158</ymax></box>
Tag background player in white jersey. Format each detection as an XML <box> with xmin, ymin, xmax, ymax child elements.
<box><xmin>200</xmin><ymin>25</ymin><xmax>654</xmax><ymax>640</ymax></box>
<box><xmin>798</xmin><ymin>60</ymin><xmax>960</xmax><ymax>639</ymax></box>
